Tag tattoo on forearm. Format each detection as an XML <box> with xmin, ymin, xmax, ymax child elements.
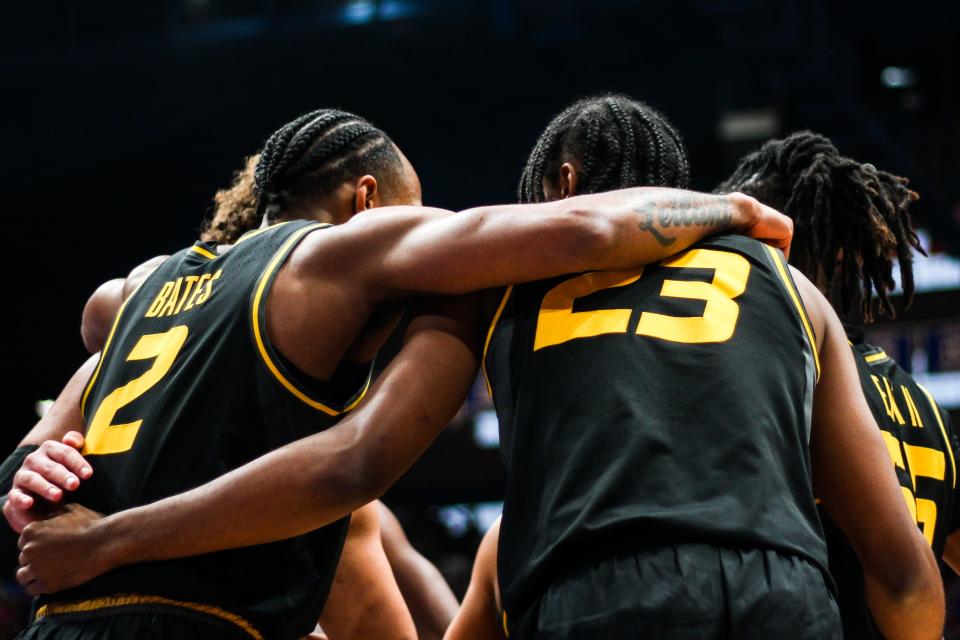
<box><xmin>636</xmin><ymin>196</ymin><xmax>734</xmax><ymax>247</ymax></box>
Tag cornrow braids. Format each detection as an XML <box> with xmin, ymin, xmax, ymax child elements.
<box><xmin>255</xmin><ymin>108</ymin><xmax>403</xmax><ymax>220</ymax></box>
<box><xmin>518</xmin><ymin>94</ymin><xmax>690</xmax><ymax>203</ymax></box>
<box><xmin>718</xmin><ymin>130</ymin><xmax>924</xmax><ymax>322</ymax></box>
<box><xmin>200</xmin><ymin>154</ymin><xmax>261</xmax><ymax>244</ymax></box>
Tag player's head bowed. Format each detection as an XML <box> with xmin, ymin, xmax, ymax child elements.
<box><xmin>518</xmin><ymin>94</ymin><xmax>690</xmax><ymax>203</ymax></box>
<box><xmin>255</xmin><ymin>108</ymin><xmax>406</xmax><ymax>220</ymax></box>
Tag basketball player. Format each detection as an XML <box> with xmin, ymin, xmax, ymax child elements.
<box><xmin>83</xmin><ymin>153</ymin><xmax>461</xmax><ymax>640</ymax></box>
<box><xmin>3</xmin><ymin>152</ymin><xmax>437</xmax><ymax>640</ymax></box>
<box><xmin>719</xmin><ymin>131</ymin><xmax>957</xmax><ymax>640</ymax></box>
<box><xmin>444</xmin><ymin>127</ymin><xmax>957</xmax><ymax>640</ymax></box>
<box><xmin>474</xmin><ymin>97</ymin><xmax>943</xmax><ymax>639</ymax></box>
<box><xmin>6</xmin><ymin>106</ymin><xmax>785</xmax><ymax>639</ymax></box>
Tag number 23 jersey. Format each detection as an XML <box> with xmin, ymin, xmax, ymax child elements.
<box><xmin>483</xmin><ymin>234</ymin><xmax>827</xmax><ymax>617</ymax></box>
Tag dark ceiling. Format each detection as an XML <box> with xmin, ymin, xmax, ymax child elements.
<box><xmin>2</xmin><ymin>0</ymin><xmax>958</xmax><ymax>441</ymax></box>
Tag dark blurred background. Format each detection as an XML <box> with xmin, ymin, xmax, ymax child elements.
<box><xmin>2</xmin><ymin>0</ymin><xmax>959</xmax><ymax>637</ymax></box>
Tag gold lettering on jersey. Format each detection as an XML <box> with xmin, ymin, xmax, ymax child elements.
<box><xmin>903</xmin><ymin>443</ymin><xmax>945</xmax><ymax>492</ymax></box>
<box><xmin>879</xmin><ymin>429</ymin><xmax>944</xmax><ymax>547</ymax></box>
<box><xmin>636</xmin><ymin>249</ymin><xmax>750</xmax><ymax>344</ymax></box>
<box><xmin>182</xmin><ymin>273</ymin><xmax>211</xmax><ymax>311</ymax></box>
<box><xmin>145</xmin><ymin>282</ymin><xmax>175</xmax><ymax>318</ymax></box>
<box><xmin>905</xmin><ymin>437</ymin><xmax>944</xmax><ymax>546</ymax></box>
<box><xmin>534</xmin><ymin>270</ymin><xmax>643</xmax><ymax>351</ymax></box>
<box><xmin>193</xmin><ymin>269</ymin><xmax>222</xmax><ymax>306</ymax></box>
<box><xmin>882</xmin><ymin>377</ymin><xmax>905</xmax><ymax>425</ymax></box>
<box><xmin>870</xmin><ymin>374</ymin><xmax>906</xmax><ymax>425</ymax></box>
<box><xmin>158</xmin><ymin>278</ymin><xmax>184</xmax><ymax>317</ymax></box>
<box><xmin>881</xmin><ymin>431</ymin><xmax>906</xmax><ymax>470</ymax></box>
<box><xmin>916</xmin><ymin>499</ymin><xmax>937</xmax><ymax>545</ymax></box>
<box><xmin>900</xmin><ymin>386</ymin><xmax>924</xmax><ymax>428</ymax></box>
<box><xmin>532</xmin><ymin>249</ymin><xmax>753</xmax><ymax>351</ymax></box>
<box><xmin>143</xmin><ymin>269</ymin><xmax>223</xmax><ymax>319</ymax></box>
<box><xmin>84</xmin><ymin>326</ymin><xmax>189</xmax><ymax>455</ymax></box>
<box><xmin>900</xmin><ymin>486</ymin><xmax>918</xmax><ymax>522</ymax></box>
<box><xmin>173</xmin><ymin>275</ymin><xmax>200</xmax><ymax>315</ymax></box>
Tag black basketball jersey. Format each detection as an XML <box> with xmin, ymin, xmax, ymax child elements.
<box><xmin>54</xmin><ymin>220</ymin><xmax>372</xmax><ymax>640</ymax></box>
<box><xmin>483</xmin><ymin>234</ymin><xmax>827</xmax><ymax>622</ymax></box>
<box><xmin>820</xmin><ymin>330</ymin><xmax>956</xmax><ymax>640</ymax></box>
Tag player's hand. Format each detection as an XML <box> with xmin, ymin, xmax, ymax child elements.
<box><xmin>17</xmin><ymin>503</ymin><xmax>106</xmax><ymax>596</ymax></box>
<box><xmin>729</xmin><ymin>192</ymin><xmax>793</xmax><ymax>258</ymax></box>
<box><xmin>5</xmin><ymin>432</ymin><xmax>91</xmax><ymax>533</ymax></box>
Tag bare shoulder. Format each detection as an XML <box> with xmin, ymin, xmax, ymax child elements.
<box><xmin>81</xmin><ymin>255</ymin><xmax>169</xmax><ymax>352</ymax></box>
<box><xmin>123</xmin><ymin>255</ymin><xmax>170</xmax><ymax>298</ymax></box>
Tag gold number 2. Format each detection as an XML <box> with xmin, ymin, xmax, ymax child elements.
<box><xmin>534</xmin><ymin>248</ymin><xmax>751</xmax><ymax>351</ymax></box>
<box><xmin>84</xmin><ymin>326</ymin><xmax>189</xmax><ymax>456</ymax></box>
<box><xmin>534</xmin><ymin>269</ymin><xmax>644</xmax><ymax>351</ymax></box>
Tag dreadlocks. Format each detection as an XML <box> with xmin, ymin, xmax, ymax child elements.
<box><xmin>255</xmin><ymin>108</ymin><xmax>402</xmax><ymax>220</ymax></box>
<box><xmin>518</xmin><ymin>94</ymin><xmax>690</xmax><ymax>203</ymax></box>
<box><xmin>201</xmin><ymin>154</ymin><xmax>261</xmax><ymax>244</ymax></box>
<box><xmin>718</xmin><ymin>131</ymin><xmax>923</xmax><ymax>322</ymax></box>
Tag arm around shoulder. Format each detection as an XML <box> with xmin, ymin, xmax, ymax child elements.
<box><xmin>304</xmin><ymin>191</ymin><xmax>786</xmax><ymax>299</ymax></box>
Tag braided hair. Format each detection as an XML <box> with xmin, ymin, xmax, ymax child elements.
<box><xmin>254</xmin><ymin>108</ymin><xmax>403</xmax><ymax>221</ymax></box>
<box><xmin>717</xmin><ymin>131</ymin><xmax>924</xmax><ymax>322</ymax></box>
<box><xmin>518</xmin><ymin>94</ymin><xmax>690</xmax><ymax>203</ymax></box>
<box><xmin>201</xmin><ymin>154</ymin><xmax>262</xmax><ymax>244</ymax></box>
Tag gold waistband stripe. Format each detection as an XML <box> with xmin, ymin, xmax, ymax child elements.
<box><xmin>35</xmin><ymin>593</ymin><xmax>263</xmax><ymax>640</ymax></box>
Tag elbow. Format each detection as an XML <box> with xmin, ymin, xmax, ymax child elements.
<box><xmin>864</xmin><ymin>534</ymin><xmax>944</xmax><ymax>607</ymax></box>
<box><xmin>306</xmin><ymin>439</ymin><xmax>390</xmax><ymax>516</ymax></box>
<box><xmin>554</xmin><ymin>206</ymin><xmax>616</xmax><ymax>270</ymax></box>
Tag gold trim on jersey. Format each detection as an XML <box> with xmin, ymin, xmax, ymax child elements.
<box><xmin>251</xmin><ymin>223</ymin><xmax>369</xmax><ymax>416</ymax></box>
<box><xmin>864</xmin><ymin>350</ymin><xmax>889</xmax><ymax>364</ymax></box>
<box><xmin>35</xmin><ymin>594</ymin><xmax>263</xmax><ymax>640</ymax></box>
<box><xmin>502</xmin><ymin>609</ymin><xmax>510</xmax><ymax>637</ymax></box>
<box><xmin>235</xmin><ymin>220</ymin><xmax>293</xmax><ymax>245</ymax></box>
<box><xmin>918</xmin><ymin>383</ymin><xmax>956</xmax><ymax>489</ymax></box>
<box><xmin>763</xmin><ymin>245</ymin><xmax>821</xmax><ymax>381</ymax></box>
<box><xmin>481</xmin><ymin>286</ymin><xmax>514</xmax><ymax>397</ymax></box>
<box><xmin>190</xmin><ymin>245</ymin><xmax>218</xmax><ymax>260</ymax></box>
<box><xmin>80</xmin><ymin>295</ymin><xmax>136</xmax><ymax>421</ymax></box>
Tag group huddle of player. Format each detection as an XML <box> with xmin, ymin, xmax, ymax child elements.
<box><xmin>0</xmin><ymin>94</ymin><xmax>954</xmax><ymax>640</ymax></box>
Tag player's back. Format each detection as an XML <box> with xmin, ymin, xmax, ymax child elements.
<box><xmin>51</xmin><ymin>220</ymin><xmax>370</xmax><ymax>640</ymax></box>
<box><xmin>484</xmin><ymin>234</ymin><xmax>826</xmax><ymax>624</ymax></box>
<box><xmin>821</xmin><ymin>332</ymin><xmax>956</xmax><ymax>639</ymax></box>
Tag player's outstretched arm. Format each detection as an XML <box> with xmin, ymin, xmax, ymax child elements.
<box><xmin>378</xmin><ymin>501</ymin><xmax>459</xmax><ymax>640</ymax></box>
<box><xmin>444</xmin><ymin>516</ymin><xmax>503</xmax><ymax>640</ymax></box>
<box><xmin>307</xmin><ymin>189</ymin><xmax>789</xmax><ymax>298</ymax></box>
<box><xmin>319</xmin><ymin>502</ymin><xmax>417</xmax><ymax>640</ymax></box>
<box><xmin>16</xmin><ymin>295</ymin><xmax>484</xmax><ymax>595</ymax></box>
<box><xmin>796</xmin><ymin>269</ymin><xmax>944</xmax><ymax>640</ymax></box>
